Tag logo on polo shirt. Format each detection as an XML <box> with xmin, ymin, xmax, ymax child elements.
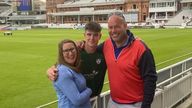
<box><xmin>96</xmin><ymin>59</ymin><xmax>101</xmax><ymax>64</ymax></box>
<box><xmin>83</xmin><ymin>70</ymin><xmax>98</xmax><ymax>79</ymax></box>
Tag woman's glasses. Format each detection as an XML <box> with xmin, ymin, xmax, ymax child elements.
<box><xmin>63</xmin><ymin>47</ymin><xmax>76</xmax><ymax>54</ymax></box>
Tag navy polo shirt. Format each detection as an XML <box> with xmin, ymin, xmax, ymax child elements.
<box><xmin>111</xmin><ymin>32</ymin><xmax>132</xmax><ymax>59</ymax></box>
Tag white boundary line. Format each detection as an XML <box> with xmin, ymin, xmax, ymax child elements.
<box><xmin>36</xmin><ymin>52</ymin><xmax>192</xmax><ymax>108</ymax></box>
<box><xmin>36</xmin><ymin>100</ymin><xmax>58</xmax><ymax>108</ymax></box>
<box><xmin>156</xmin><ymin>52</ymin><xmax>192</xmax><ymax>66</ymax></box>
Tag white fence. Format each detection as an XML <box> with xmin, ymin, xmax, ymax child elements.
<box><xmin>36</xmin><ymin>57</ymin><xmax>192</xmax><ymax>108</ymax></box>
<box><xmin>91</xmin><ymin>57</ymin><xmax>192</xmax><ymax>108</ymax></box>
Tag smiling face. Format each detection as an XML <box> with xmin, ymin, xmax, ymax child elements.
<box><xmin>62</xmin><ymin>42</ymin><xmax>77</xmax><ymax>66</ymax></box>
<box><xmin>84</xmin><ymin>22</ymin><xmax>102</xmax><ymax>48</ymax></box>
<box><xmin>107</xmin><ymin>15</ymin><xmax>127</xmax><ymax>44</ymax></box>
<box><xmin>84</xmin><ymin>30</ymin><xmax>101</xmax><ymax>48</ymax></box>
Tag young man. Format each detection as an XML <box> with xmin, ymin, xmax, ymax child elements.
<box><xmin>47</xmin><ymin>22</ymin><xmax>107</xmax><ymax>98</ymax></box>
<box><xmin>101</xmin><ymin>12</ymin><xmax>157</xmax><ymax>108</ymax></box>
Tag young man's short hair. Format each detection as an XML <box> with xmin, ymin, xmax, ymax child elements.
<box><xmin>85</xmin><ymin>22</ymin><xmax>102</xmax><ymax>32</ymax></box>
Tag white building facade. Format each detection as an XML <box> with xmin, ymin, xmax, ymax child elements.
<box><xmin>148</xmin><ymin>0</ymin><xmax>180</xmax><ymax>23</ymax></box>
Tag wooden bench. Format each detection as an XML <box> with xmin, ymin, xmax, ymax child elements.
<box><xmin>4</xmin><ymin>31</ymin><xmax>12</xmax><ymax>36</ymax></box>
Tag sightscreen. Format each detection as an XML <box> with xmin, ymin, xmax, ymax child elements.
<box><xmin>18</xmin><ymin>0</ymin><xmax>32</xmax><ymax>11</ymax></box>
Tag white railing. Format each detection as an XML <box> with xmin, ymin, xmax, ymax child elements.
<box><xmin>152</xmin><ymin>68</ymin><xmax>192</xmax><ymax>108</ymax></box>
<box><xmin>36</xmin><ymin>57</ymin><xmax>192</xmax><ymax>108</ymax></box>
<box><xmin>91</xmin><ymin>57</ymin><xmax>192</xmax><ymax>108</ymax></box>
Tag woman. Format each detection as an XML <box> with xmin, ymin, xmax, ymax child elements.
<box><xmin>53</xmin><ymin>39</ymin><xmax>92</xmax><ymax>108</ymax></box>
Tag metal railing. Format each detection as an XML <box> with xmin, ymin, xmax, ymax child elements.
<box><xmin>91</xmin><ymin>57</ymin><xmax>192</xmax><ymax>108</ymax></box>
<box><xmin>151</xmin><ymin>68</ymin><xmax>192</xmax><ymax>108</ymax></box>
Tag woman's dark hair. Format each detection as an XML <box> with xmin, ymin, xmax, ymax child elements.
<box><xmin>57</xmin><ymin>39</ymin><xmax>81</xmax><ymax>72</ymax></box>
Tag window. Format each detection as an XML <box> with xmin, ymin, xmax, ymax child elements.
<box><xmin>150</xmin><ymin>3</ymin><xmax>156</xmax><ymax>8</ymax></box>
<box><xmin>133</xmin><ymin>4</ymin><xmax>137</xmax><ymax>9</ymax></box>
<box><xmin>167</xmin><ymin>2</ymin><xmax>174</xmax><ymax>7</ymax></box>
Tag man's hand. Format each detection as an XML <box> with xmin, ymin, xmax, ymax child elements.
<box><xmin>75</xmin><ymin>40</ymin><xmax>85</xmax><ymax>50</ymax></box>
<box><xmin>47</xmin><ymin>65</ymin><xmax>58</xmax><ymax>81</ymax></box>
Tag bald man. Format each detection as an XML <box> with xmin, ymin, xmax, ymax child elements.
<box><xmin>98</xmin><ymin>12</ymin><xmax>157</xmax><ymax>108</ymax></box>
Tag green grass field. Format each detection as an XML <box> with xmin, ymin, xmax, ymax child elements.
<box><xmin>0</xmin><ymin>28</ymin><xmax>192</xmax><ymax>108</ymax></box>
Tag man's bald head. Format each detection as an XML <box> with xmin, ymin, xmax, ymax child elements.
<box><xmin>108</xmin><ymin>12</ymin><xmax>126</xmax><ymax>23</ymax></box>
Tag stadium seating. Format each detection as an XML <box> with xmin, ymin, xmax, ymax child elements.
<box><xmin>165</xmin><ymin>9</ymin><xmax>192</xmax><ymax>26</ymax></box>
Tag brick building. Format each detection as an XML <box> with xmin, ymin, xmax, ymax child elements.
<box><xmin>46</xmin><ymin>0</ymin><xmax>149</xmax><ymax>24</ymax></box>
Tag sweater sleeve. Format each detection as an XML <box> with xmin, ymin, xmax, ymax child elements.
<box><xmin>55</xmin><ymin>67</ymin><xmax>92</xmax><ymax>105</ymax></box>
<box><xmin>138</xmin><ymin>49</ymin><xmax>157</xmax><ymax>108</ymax></box>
